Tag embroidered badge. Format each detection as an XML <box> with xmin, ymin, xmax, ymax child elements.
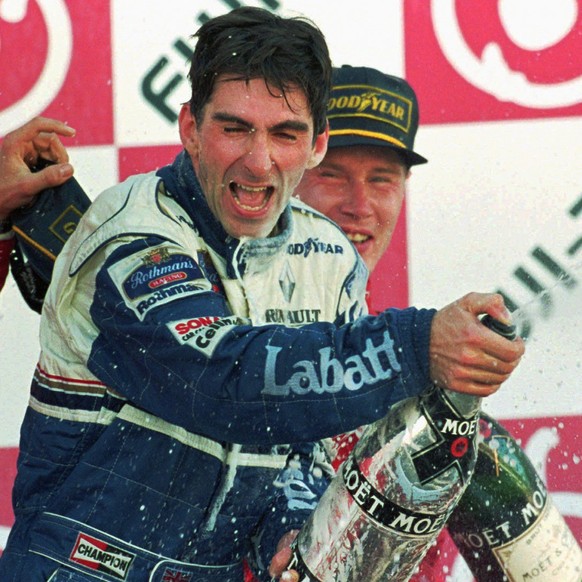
<box><xmin>69</xmin><ymin>532</ymin><xmax>135</xmax><ymax>580</ymax></box>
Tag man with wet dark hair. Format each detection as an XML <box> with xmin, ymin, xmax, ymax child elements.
<box><xmin>0</xmin><ymin>9</ymin><xmax>523</xmax><ymax>581</ymax></box>
<box><xmin>187</xmin><ymin>8</ymin><xmax>331</xmax><ymax>139</ymax></box>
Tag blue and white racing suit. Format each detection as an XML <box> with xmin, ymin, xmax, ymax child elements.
<box><xmin>0</xmin><ymin>152</ymin><xmax>435</xmax><ymax>581</ymax></box>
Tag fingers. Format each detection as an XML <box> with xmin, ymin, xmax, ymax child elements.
<box><xmin>431</xmin><ymin>356</ymin><xmax>520</xmax><ymax>397</ymax></box>
<box><xmin>6</xmin><ymin>116</ymin><xmax>76</xmax><ymax>144</ymax></box>
<box><xmin>429</xmin><ymin>293</ymin><xmax>525</xmax><ymax>396</ymax></box>
<box><xmin>4</xmin><ymin>116</ymin><xmax>75</xmax><ymax>168</ymax></box>
<box><xmin>268</xmin><ymin>530</ymin><xmax>300</xmax><ymax>581</ymax></box>
<box><xmin>280</xmin><ymin>571</ymin><xmax>299</xmax><ymax>582</ymax></box>
<box><xmin>24</xmin><ymin>133</ymin><xmax>71</xmax><ymax>167</ymax></box>
<box><xmin>269</xmin><ymin>546</ymin><xmax>292</xmax><ymax>578</ymax></box>
<box><xmin>18</xmin><ymin>163</ymin><xmax>75</xmax><ymax>199</ymax></box>
<box><xmin>0</xmin><ymin>118</ymin><xmax>76</xmax><ymax>218</ymax></box>
<box><xmin>457</xmin><ymin>291</ymin><xmax>512</xmax><ymax>324</ymax></box>
<box><xmin>481</xmin><ymin>328</ymin><xmax>525</xmax><ymax>363</ymax></box>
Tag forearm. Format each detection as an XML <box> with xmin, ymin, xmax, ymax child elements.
<box><xmin>85</xmin><ymin>239</ymin><xmax>435</xmax><ymax>444</ymax></box>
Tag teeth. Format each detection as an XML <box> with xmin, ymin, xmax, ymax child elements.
<box><xmin>231</xmin><ymin>182</ymin><xmax>271</xmax><ymax>212</ymax></box>
<box><xmin>236</xmin><ymin>183</ymin><xmax>268</xmax><ymax>193</ymax></box>
<box><xmin>347</xmin><ymin>233</ymin><xmax>369</xmax><ymax>243</ymax></box>
<box><xmin>237</xmin><ymin>199</ymin><xmax>268</xmax><ymax>211</ymax></box>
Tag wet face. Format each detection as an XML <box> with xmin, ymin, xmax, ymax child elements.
<box><xmin>179</xmin><ymin>76</ymin><xmax>328</xmax><ymax>239</ymax></box>
<box><xmin>296</xmin><ymin>146</ymin><xmax>409</xmax><ymax>272</ymax></box>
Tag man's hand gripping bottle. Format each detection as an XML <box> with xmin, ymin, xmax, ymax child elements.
<box><xmin>287</xmin><ymin>315</ymin><xmax>513</xmax><ymax>581</ymax></box>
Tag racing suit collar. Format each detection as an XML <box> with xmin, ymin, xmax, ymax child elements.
<box><xmin>160</xmin><ymin>150</ymin><xmax>292</xmax><ymax>277</ymax></box>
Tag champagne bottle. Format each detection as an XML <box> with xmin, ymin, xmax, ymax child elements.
<box><xmin>288</xmin><ymin>385</ymin><xmax>482</xmax><ymax>581</ymax></box>
<box><xmin>286</xmin><ymin>315</ymin><xmax>515</xmax><ymax>581</ymax></box>
<box><xmin>447</xmin><ymin>412</ymin><xmax>582</xmax><ymax>581</ymax></box>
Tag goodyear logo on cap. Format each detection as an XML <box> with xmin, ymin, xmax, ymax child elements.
<box><xmin>327</xmin><ymin>84</ymin><xmax>413</xmax><ymax>135</ymax></box>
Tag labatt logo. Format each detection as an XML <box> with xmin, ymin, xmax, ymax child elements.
<box><xmin>262</xmin><ymin>331</ymin><xmax>400</xmax><ymax>396</ymax></box>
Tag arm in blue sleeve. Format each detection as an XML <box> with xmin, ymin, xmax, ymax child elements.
<box><xmin>248</xmin><ymin>443</ymin><xmax>333</xmax><ymax>581</ymax></box>
<box><xmin>87</xmin><ymin>237</ymin><xmax>436</xmax><ymax>445</ymax></box>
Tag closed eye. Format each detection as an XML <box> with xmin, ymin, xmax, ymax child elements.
<box><xmin>224</xmin><ymin>125</ymin><xmax>251</xmax><ymax>134</ymax></box>
<box><xmin>273</xmin><ymin>131</ymin><xmax>298</xmax><ymax>142</ymax></box>
<box><xmin>319</xmin><ymin>170</ymin><xmax>341</xmax><ymax>179</ymax></box>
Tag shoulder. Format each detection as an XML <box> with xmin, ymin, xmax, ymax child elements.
<box><xmin>289</xmin><ymin>198</ymin><xmax>354</xmax><ymax>245</ymax></box>
<box><xmin>288</xmin><ymin>197</ymin><xmax>361</xmax><ymax>266</ymax></box>
<box><xmin>66</xmin><ymin>171</ymin><xmax>187</xmax><ymax>276</ymax></box>
<box><xmin>289</xmin><ymin>196</ymin><xmax>335</xmax><ymax>225</ymax></box>
<box><xmin>90</xmin><ymin>171</ymin><xmax>162</xmax><ymax>215</ymax></box>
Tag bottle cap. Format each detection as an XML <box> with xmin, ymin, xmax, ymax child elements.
<box><xmin>481</xmin><ymin>314</ymin><xmax>517</xmax><ymax>341</ymax></box>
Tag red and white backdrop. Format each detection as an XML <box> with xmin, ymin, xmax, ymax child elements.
<box><xmin>1</xmin><ymin>1</ymin><xmax>580</xmax><ymax>579</ymax></box>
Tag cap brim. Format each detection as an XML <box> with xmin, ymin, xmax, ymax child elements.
<box><xmin>327</xmin><ymin>133</ymin><xmax>428</xmax><ymax>166</ymax></box>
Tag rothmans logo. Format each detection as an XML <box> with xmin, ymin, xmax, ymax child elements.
<box><xmin>142</xmin><ymin>246</ymin><xmax>171</xmax><ymax>266</ymax></box>
<box><xmin>327</xmin><ymin>84</ymin><xmax>413</xmax><ymax>134</ymax></box>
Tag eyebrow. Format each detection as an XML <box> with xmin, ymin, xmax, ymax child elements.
<box><xmin>321</xmin><ymin>161</ymin><xmax>401</xmax><ymax>174</ymax></box>
<box><xmin>212</xmin><ymin>112</ymin><xmax>310</xmax><ymax>134</ymax></box>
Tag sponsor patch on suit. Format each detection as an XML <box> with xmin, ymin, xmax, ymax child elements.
<box><xmin>109</xmin><ymin>243</ymin><xmax>212</xmax><ymax>319</ymax></box>
<box><xmin>69</xmin><ymin>532</ymin><xmax>135</xmax><ymax>580</ymax></box>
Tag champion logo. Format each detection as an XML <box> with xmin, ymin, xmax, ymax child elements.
<box><xmin>69</xmin><ymin>532</ymin><xmax>135</xmax><ymax>580</ymax></box>
<box><xmin>0</xmin><ymin>1</ymin><xmax>112</xmax><ymax>140</ymax></box>
<box><xmin>406</xmin><ymin>1</ymin><xmax>582</xmax><ymax>121</ymax></box>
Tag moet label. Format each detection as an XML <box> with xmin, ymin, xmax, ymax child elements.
<box><xmin>494</xmin><ymin>501</ymin><xmax>582</xmax><ymax>581</ymax></box>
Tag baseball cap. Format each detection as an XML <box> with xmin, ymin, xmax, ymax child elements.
<box><xmin>327</xmin><ymin>65</ymin><xmax>428</xmax><ymax>166</ymax></box>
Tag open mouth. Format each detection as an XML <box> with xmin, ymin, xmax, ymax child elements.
<box><xmin>346</xmin><ymin>233</ymin><xmax>371</xmax><ymax>244</ymax></box>
<box><xmin>230</xmin><ymin>182</ymin><xmax>274</xmax><ymax>212</ymax></box>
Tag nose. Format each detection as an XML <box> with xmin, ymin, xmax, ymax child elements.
<box><xmin>340</xmin><ymin>180</ymin><xmax>373</xmax><ymax>218</ymax></box>
<box><xmin>243</xmin><ymin>132</ymin><xmax>273</xmax><ymax>177</ymax></box>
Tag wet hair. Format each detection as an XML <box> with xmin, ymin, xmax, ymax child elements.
<box><xmin>187</xmin><ymin>7</ymin><xmax>331</xmax><ymax>138</ymax></box>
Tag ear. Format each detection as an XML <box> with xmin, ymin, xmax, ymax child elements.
<box><xmin>178</xmin><ymin>103</ymin><xmax>199</xmax><ymax>157</ymax></box>
<box><xmin>306</xmin><ymin>121</ymin><xmax>329</xmax><ymax>170</ymax></box>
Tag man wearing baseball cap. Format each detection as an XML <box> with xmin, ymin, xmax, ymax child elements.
<box><xmin>272</xmin><ymin>64</ymin><xmax>441</xmax><ymax>582</ymax></box>
<box><xmin>297</xmin><ymin>64</ymin><xmax>427</xmax><ymax>276</ymax></box>
<box><xmin>288</xmin><ymin>65</ymin><xmax>563</xmax><ymax>582</ymax></box>
<box><xmin>326</xmin><ymin>65</ymin><xmax>427</xmax><ymax>164</ymax></box>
